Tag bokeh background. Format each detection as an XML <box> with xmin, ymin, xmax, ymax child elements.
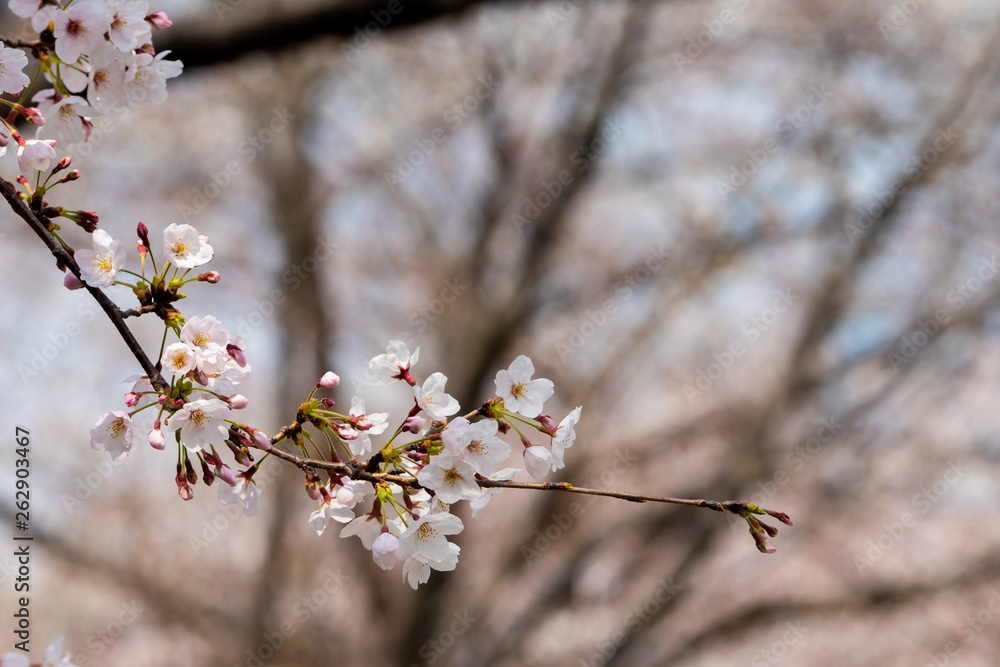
<box><xmin>3</xmin><ymin>0</ymin><xmax>1000</xmax><ymax>665</ymax></box>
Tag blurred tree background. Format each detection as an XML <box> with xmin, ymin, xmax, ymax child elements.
<box><xmin>2</xmin><ymin>0</ymin><xmax>1000</xmax><ymax>665</ymax></box>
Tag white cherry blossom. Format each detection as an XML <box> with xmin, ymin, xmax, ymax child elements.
<box><xmin>76</xmin><ymin>229</ymin><xmax>124</xmax><ymax>288</ymax></box>
<box><xmin>399</xmin><ymin>511</ymin><xmax>463</xmax><ymax>563</ymax></box>
<box><xmin>495</xmin><ymin>355</ymin><xmax>554</xmax><ymax>418</ymax></box>
<box><xmin>219</xmin><ymin>477</ymin><xmax>261</xmax><ymax>517</ymax></box>
<box><xmin>161</xmin><ymin>341</ymin><xmax>195</xmax><ymax>376</ymax></box>
<box><xmin>162</xmin><ymin>398</ymin><xmax>229</xmax><ymax>452</ymax></box>
<box><xmin>340</xmin><ymin>514</ymin><xmax>385</xmax><ymax>549</ymax></box>
<box><xmin>124</xmin><ymin>49</ymin><xmax>182</xmax><ymax>106</ymax></box>
<box><xmin>372</xmin><ymin>531</ymin><xmax>403</xmax><ymax>570</ymax></box>
<box><xmin>308</xmin><ymin>479</ymin><xmax>369</xmax><ymax>535</ymax></box>
<box><xmin>0</xmin><ymin>41</ymin><xmax>30</xmax><ymax>94</ymax></box>
<box><xmin>414</xmin><ymin>372</ymin><xmax>460</xmax><ymax>420</ymax></box>
<box><xmin>523</xmin><ymin>444</ymin><xmax>554</xmax><ymax>479</ymax></box>
<box><xmin>17</xmin><ymin>139</ymin><xmax>56</xmax><ymax>174</ymax></box>
<box><xmin>551</xmin><ymin>406</ymin><xmax>582</xmax><ymax>470</ymax></box>
<box><xmin>443</xmin><ymin>417</ymin><xmax>510</xmax><ymax>475</ymax></box>
<box><xmin>53</xmin><ymin>2</ymin><xmax>111</xmax><ymax>64</ymax></box>
<box><xmin>86</xmin><ymin>44</ymin><xmax>127</xmax><ymax>113</ymax></box>
<box><xmin>402</xmin><ymin>541</ymin><xmax>459</xmax><ymax>590</ymax></box>
<box><xmin>417</xmin><ymin>453</ymin><xmax>482</xmax><ymax>504</ymax></box>
<box><xmin>37</xmin><ymin>95</ymin><xmax>92</xmax><ymax>144</ymax></box>
<box><xmin>181</xmin><ymin>315</ymin><xmax>231</xmax><ymax>374</ymax></box>
<box><xmin>368</xmin><ymin>338</ymin><xmax>419</xmax><ymax>385</ymax></box>
<box><xmin>349</xmin><ymin>387</ymin><xmax>389</xmax><ymax>457</ymax></box>
<box><xmin>163</xmin><ymin>223</ymin><xmax>213</xmax><ymax>268</ymax></box>
<box><xmin>106</xmin><ymin>0</ymin><xmax>151</xmax><ymax>51</ymax></box>
<box><xmin>89</xmin><ymin>410</ymin><xmax>133</xmax><ymax>461</ymax></box>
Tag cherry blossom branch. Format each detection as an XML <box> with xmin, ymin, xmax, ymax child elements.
<box><xmin>120</xmin><ymin>304</ymin><xmax>160</xmax><ymax>318</ymax></box>
<box><xmin>262</xmin><ymin>428</ymin><xmax>789</xmax><ymax>519</ymax></box>
<box><xmin>474</xmin><ymin>479</ymin><xmax>751</xmax><ymax>512</ymax></box>
<box><xmin>0</xmin><ymin>177</ymin><xmax>169</xmax><ymax>392</ymax></box>
<box><xmin>4</xmin><ymin>176</ymin><xmax>791</xmax><ymax>553</ymax></box>
<box><xmin>1</xmin><ymin>38</ymin><xmax>42</xmax><ymax>49</ymax></box>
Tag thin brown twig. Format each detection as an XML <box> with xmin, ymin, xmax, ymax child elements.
<box><xmin>0</xmin><ymin>177</ymin><xmax>168</xmax><ymax>391</ymax></box>
<box><xmin>262</xmin><ymin>434</ymin><xmax>775</xmax><ymax>516</ymax></box>
<box><xmin>121</xmin><ymin>304</ymin><xmax>159</xmax><ymax>318</ymax></box>
<box><xmin>2</xmin><ymin>178</ymin><xmax>789</xmax><ymax>540</ymax></box>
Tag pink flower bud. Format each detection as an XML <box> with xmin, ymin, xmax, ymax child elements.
<box><xmin>229</xmin><ymin>394</ymin><xmax>249</xmax><ymax>409</ymax></box>
<box><xmin>63</xmin><ymin>272</ymin><xmax>84</xmax><ymax>290</ymax></box>
<box><xmin>74</xmin><ymin>211</ymin><xmax>98</xmax><ymax>233</ymax></box>
<box><xmin>136</xmin><ymin>221</ymin><xmax>150</xmax><ymax>247</ymax></box>
<box><xmin>333</xmin><ymin>423</ymin><xmax>358</xmax><ymax>440</ymax></box>
<box><xmin>317</xmin><ymin>371</ymin><xmax>340</xmax><ymax>388</ymax></box>
<box><xmin>765</xmin><ymin>509</ymin><xmax>793</xmax><ymax>526</ymax></box>
<box><xmin>136</xmin><ymin>239</ymin><xmax>146</xmax><ymax>256</ymax></box>
<box><xmin>60</xmin><ymin>170</ymin><xmax>80</xmax><ymax>183</ymax></box>
<box><xmin>216</xmin><ymin>465</ymin><xmax>237</xmax><ymax>486</ymax></box>
<box><xmin>13</xmin><ymin>105</ymin><xmax>44</xmax><ymax>127</ymax></box>
<box><xmin>523</xmin><ymin>445</ymin><xmax>553</xmax><ymax>479</ymax></box>
<box><xmin>146</xmin><ymin>11</ymin><xmax>172</xmax><ymax>28</ymax></box>
<box><xmin>198</xmin><ymin>271</ymin><xmax>220</xmax><ymax>283</ymax></box>
<box><xmin>148</xmin><ymin>429</ymin><xmax>165</xmax><ymax>449</ymax></box>
<box><xmin>320</xmin><ymin>397</ymin><xmax>335</xmax><ymax>408</ymax></box>
<box><xmin>251</xmin><ymin>430</ymin><xmax>272</xmax><ymax>451</ymax></box>
<box><xmin>372</xmin><ymin>531</ymin><xmax>402</xmax><ymax>570</ymax></box>
<box><xmin>201</xmin><ymin>464</ymin><xmax>216</xmax><ymax>487</ymax></box>
<box><xmin>124</xmin><ymin>392</ymin><xmax>139</xmax><ymax>407</ymax></box>
<box><xmin>56</xmin><ymin>156</ymin><xmax>72</xmax><ymax>170</ymax></box>
<box><xmin>227</xmin><ymin>343</ymin><xmax>246</xmax><ymax>367</ymax></box>
<box><xmin>178</xmin><ymin>485</ymin><xmax>194</xmax><ymax>501</ymax></box>
<box><xmin>535</xmin><ymin>414</ymin><xmax>556</xmax><ymax>436</ymax></box>
<box><xmin>227</xmin><ymin>440</ymin><xmax>252</xmax><ymax>466</ymax></box>
<box><xmin>402</xmin><ymin>416</ymin><xmax>426</xmax><ymax>433</ymax></box>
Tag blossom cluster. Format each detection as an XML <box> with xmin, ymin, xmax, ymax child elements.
<box><xmin>305</xmin><ymin>341</ymin><xmax>582</xmax><ymax>589</ymax></box>
<box><xmin>0</xmin><ymin>0</ymin><xmax>587</xmax><ymax>588</ymax></box>
<box><xmin>1</xmin><ymin>0</ymin><xmax>180</xmax><ymax>175</ymax></box>
<box><xmin>85</xmin><ymin>220</ymin><xmax>260</xmax><ymax>510</ymax></box>
<box><xmin>74</xmin><ymin>218</ymin><xmax>584</xmax><ymax>586</ymax></box>
<box><xmin>91</xmin><ymin>319</ymin><xmax>583</xmax><ymax>589</ymax></box>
